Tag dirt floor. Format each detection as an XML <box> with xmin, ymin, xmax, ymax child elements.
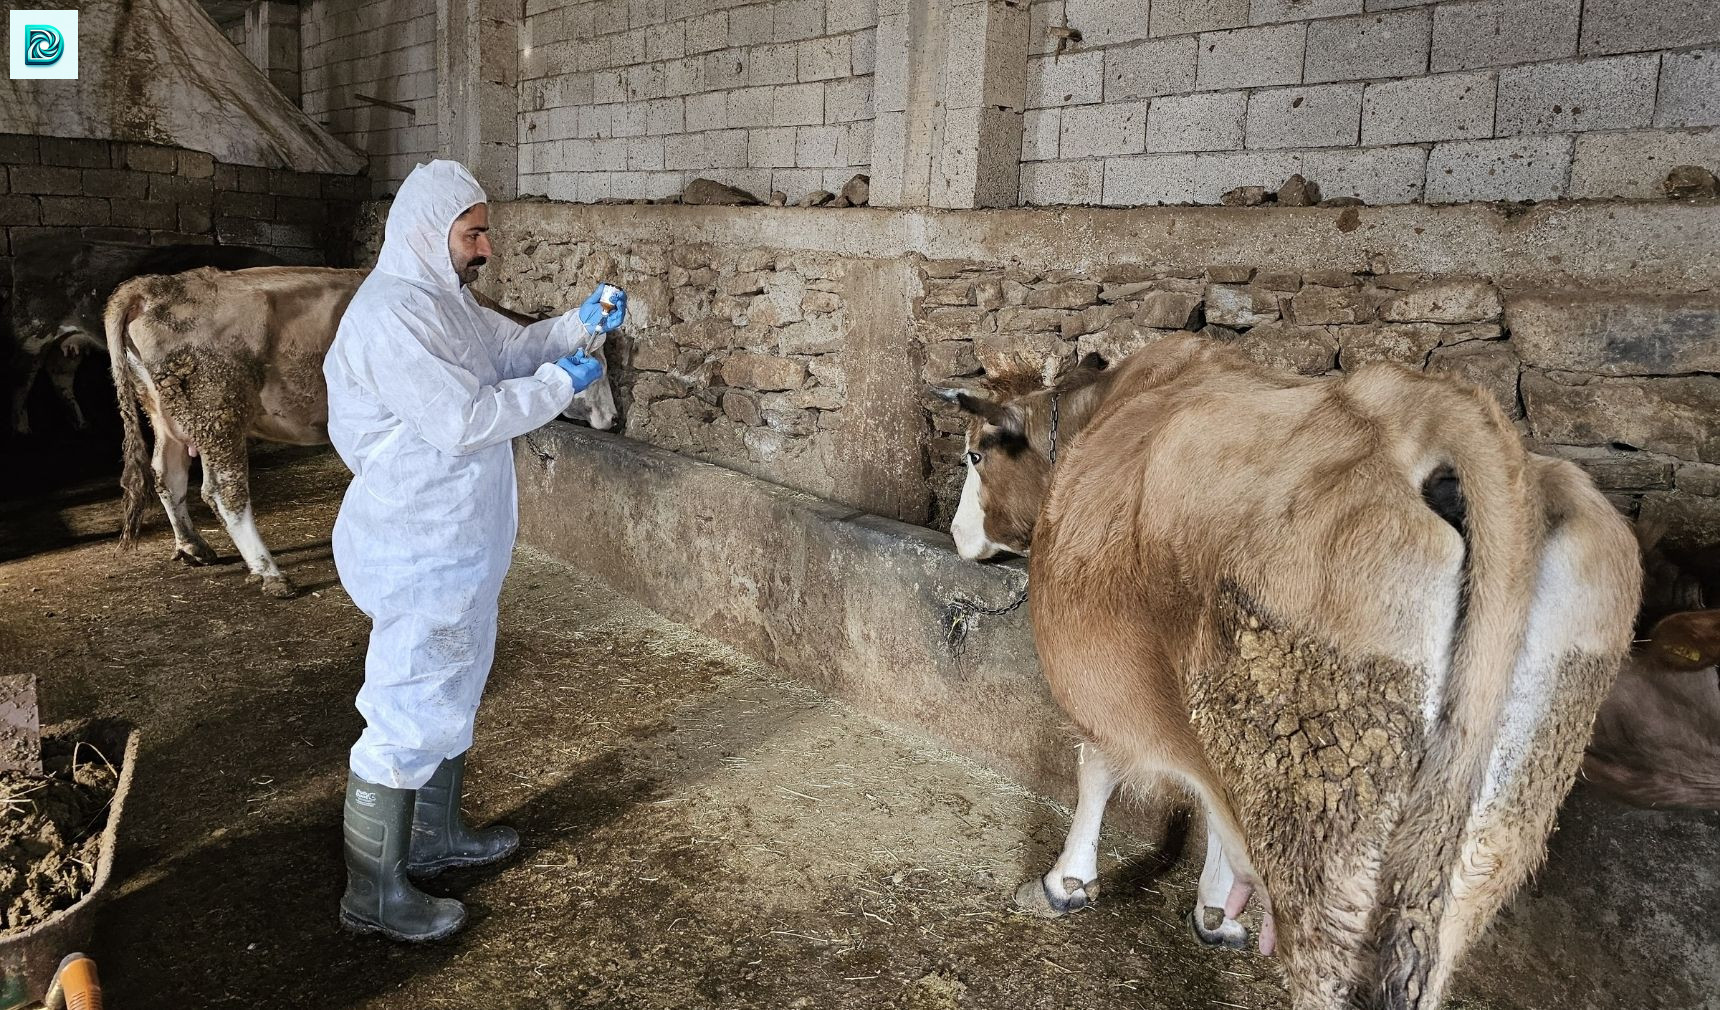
<box><xmin>2</xmin><ymin>444</ymin><xmax>1716</xmax><ymax>1010</ymax></box>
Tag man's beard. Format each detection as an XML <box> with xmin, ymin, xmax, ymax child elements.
<box><xmin>458</xmin><ymin>256</ymin><xmax>487</xmax><ymax>285</ymax></box>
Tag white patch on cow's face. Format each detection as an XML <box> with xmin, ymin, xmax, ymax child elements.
<box><xmin>951</xmin><ymin>456</ymin><xmax>1012</xmax><ymax>561</ymax></box>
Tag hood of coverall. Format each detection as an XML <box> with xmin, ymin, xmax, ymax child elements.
<box><xmin>375</xmin><ymin>160</ymin><xmax>488</xmax><ymax>291</ymax></box>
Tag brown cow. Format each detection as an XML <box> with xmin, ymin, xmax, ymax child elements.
<box><xmin>105</xmin><ymin>266</ymin><xmax>616</xmax><ymax>598</ymax></box>
<box><xmin>1584</xmin><ymin>609</ymin><xmax>1720</xmax><ymax>810</ymax></box>
<box><xmin>937</xmin><ymin>335</ymin><xmax>1640</xmax><ymax>1009</ymax></box>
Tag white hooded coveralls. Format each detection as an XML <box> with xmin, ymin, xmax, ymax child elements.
<box><xmin>324</xmin><ymin>160</ymin><xmax>595</xmax><ymax>789</ymax></box>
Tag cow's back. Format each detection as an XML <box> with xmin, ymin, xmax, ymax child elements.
<box><xmin>1035</xmin><ymin>342</ymin><xmax>1470</xmax><ymax>677</ymax></box>
<box><xmin>11</xmin><ymin>238</ymin><xmax>287</xmax><ymax>340</ymax></box>
<box><xmin>115</xmin><ymin>266</ymin><xmax>366</xmax><ymax>445</ymax></box>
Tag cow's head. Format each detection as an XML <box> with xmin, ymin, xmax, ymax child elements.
<box><xmin>560</xmin><ymin>335</ymin><xmax>619</xmax><ymax>432</ymax></box>
<box><xmin>1642</xmin><ymin>609</ymin><xmax>1720</xmax><ymax>673</ymax></box>
<box><xmin>933</xmin><ymin>352</ymin><xmax>1107</xmax><ymax>561</ymax></box>
<box><xmin>1584</xmin><ymin>606</ymin><xmax>1720</xmax><ymax>810</ymax></box>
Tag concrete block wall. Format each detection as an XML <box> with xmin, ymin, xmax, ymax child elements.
<box><xmin>0</xmin><ymin>135</ymin><xmax>367</xmax><ymax>270</ymax></box>
<box><xmin>301</xmin><ymin>0</ymin><xmax>440</xmax><ymax>196</ymax></box>
<box><xmin>1020</xmin><ymin>0</ymin><xmax>1720</xmax><ymax>206</ymax></box>
<box><xmin>518</xmin><ymin>0</ymin><xmax>876</xmax><ymax>203</ymax></box>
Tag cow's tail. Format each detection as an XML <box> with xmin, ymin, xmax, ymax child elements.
<box><xmin>105</xmin><ymin>282</ymin><xmax>151</xmax><ymax>545</ymax></box>
<box><xmin>1365</xmin><ymin>390</ymin><xmax>1540</xmax><ymax>1009</ymax></box>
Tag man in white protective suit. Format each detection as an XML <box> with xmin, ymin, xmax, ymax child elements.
<box><xmin>323</xmin><ymin>159</ymin><xmax>625</xmax><ymax>942</ymax></box>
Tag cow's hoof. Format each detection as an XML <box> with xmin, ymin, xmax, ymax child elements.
<box><xmin>175</xmin><ymin>543</ymin><xmax>219</xmax><ymax>566</ymax></box>
<box><xmin>252</xmin><ymin>574</ymin><xmax>298</xmax><ymax>599</ymax></box>
<box><xmin>1189</xmin><ymin>907</ymin><xmax>1250</xmax><ymax>950</ymax></box>
<box><xmin>1013</xmin><ymin>873</ymin><xmax>1094</xmax><ymax>918</ymax></box>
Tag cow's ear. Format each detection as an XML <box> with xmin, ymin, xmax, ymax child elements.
<box><xmin>931</xmin><ymin>385</ymin><xmax>1021</xmax><ymax>433</ymax></box>
<box><xmin>1077</xmin><ymin>351</ymin><xmax>1108</xmax><ymax>371</ymax></box>
<box><xmin>1645</xmin><ymin>610</ymin><xmax>1720</xmax><ymax>672</ymax></box>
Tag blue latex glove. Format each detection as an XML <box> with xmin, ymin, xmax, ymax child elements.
<box><xmin>555</xmin><ymin>348</ymin><xmax>604</xmax><ymax>393</ymax></box>
<box><xmin>577</xmin><ymin>284</ymin><xmax>627</xmax><ymax>335</ymax></box>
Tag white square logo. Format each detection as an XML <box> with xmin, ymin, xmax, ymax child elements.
<box><xmin>10</xmin><ymin>10</ymin><xmax>78</xmax><ymax>80</ymax></box>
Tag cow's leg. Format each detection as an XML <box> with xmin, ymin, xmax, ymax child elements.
<box><xmin>46</xmin><ymin>353</ymin><xmax>87</xmax><ymax>430</ymax></box>
<box><xmin>1190</xmin><ymin>819</ymin><xmax>1251</xmax><ymax>949</ymax></box>
<box><xmin>152</xmin><ymin>433</ymin><xmax>218</xmax><ymax>565</ymax></box>
<box><xmin>1015</xmin><ymin>741</ymin><xmax>1116</xmax><ymax>916</ymax></box>
<box><xmin>199</xmin><ymin>438</ymin><xmax>295</xmax><ymax>599</ymax></box>
<box><xmin>9</xmin><ymin>338</ymin><xmax>50</xmax><ymax>435</ymax></box>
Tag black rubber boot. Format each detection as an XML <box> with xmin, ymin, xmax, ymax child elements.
<box><xmin>339</xmin><ymin>774</ymin><xmax>466</xmax><ymax>942</ymax></box>
<box><xmin>407</xmin><ymin>753</ymin><xmax>520</xmax><ymax>879</ymax></box>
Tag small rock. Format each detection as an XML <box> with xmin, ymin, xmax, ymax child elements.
<box><xmin>832</xmin><ymin>195</ymin><xmax>852</xmax><ymax>208</ymax></box>
<box><xmin>1235</xmin><ymin>320</ymin><xmax>1338</xmax><ymax>375</ymax></box>
<box><xmin>1136</xmin><ymin>290</ymin><xmax>1204</xmax><ymax>329</ymax></box>
<box><xmin>1663</xmin><ymin>165</ymin><xmax>1719</xmax><ymax>200</ymax></box>
<box><xmin>1277</xmin><ymin>174</ymin><xmax>1321</xmax><ymax>207</ymax></box>
<box><xmin>721</xmin><ymin>352</ymin><xmax>808</xmax><ymax>391</ymax></box>
<box><xmin>682</xmin><ymin>178</ymin><xmax>761</xmax><ymax>205</ymax></box>
<box><xmin>1205</xmin><ymin>284</ymin><xmax>1282</xmax><ymax>328</ymax></box>
<box><xmin>1380</xmin><ymin>279</ymin><xmax>1502</xmax><ymax>324</ymax></box>
<box><xmin>1427</xmin><ymin>341</ymin><xmax>1523</xmax><ymax>420</ymax></box>
<box><xmin>769</xmin><ymin>190</ymin><xmax>787</xmax><ymax>207</ymax></box>
<box><xmin>1099</xmin><ymin>280</ymin><xmax>1156</xmax><ymax>302</ymax></box>
<box><xmin>1320</xmin><ymin>196</ymin><xmax>1365</xmax><ymax>207</ymax></box>
<box><xmin>841</xmin><ymin>173</ymin><xmax>871</xmax><ymax>207</ymax></box>
<box><xmin>1221</xmin><ymin>185</ymin><xmax>1266</xmax><ymax>207</ymax></box>
<box><xmin>798</xmin><ymin>190</ymin><xmax>835</xmax><ymax>207</ymax></box>
<box><xmin>1025</xmin><ymin>280</ymin><xmax>1102</xmax><ymax>310</ymax></box>
<box><xmin>1291</xmin><ymin>286</ymin><xmax>1372</xmax><ymax>325</ymax></box>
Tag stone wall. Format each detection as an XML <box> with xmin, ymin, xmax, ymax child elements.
<box><xmin>1020</xmin><ymin>0</ymin><xmax>1720</xmax><ymax>205</ymax></box>
<box><xmin>347</xmin><ymin>197</ymin><xmax>1720</xmax><ymax>579</ymax></box>
<box><xmin>912</xmin><ymin>260</ymin><xmax>1720</xmax><ymax>554</ymax></box>
<box><xmin>518</xmin><ymin>0</ymin><xmax>876</xmax><ymax>204</ymax></box>
<box><xmin>301</xmin><ymin>0</ymin><xmax>440</xmax><ymax>195</ymax></box>
<box><xmin>0</xmin><ymin>134</ymin><xmax>367</xmax><ymax>267</ymax></box>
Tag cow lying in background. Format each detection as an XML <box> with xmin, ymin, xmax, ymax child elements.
<box><xmin>1584</xmin><ymin>609</ymin><xmax>1720</xmax><ymax>810</ymax></box>
<box><xmin>938</xmin><ymin>336</ymin><xmax>1640</xmax><ymax>1009</ymax></box>
<box><xmin>105</xmin><ymin>266</ymin><xmax>617</xmax><ymax>598</ymax></box>
<box><xmin>7</xmin><ymin>237</ymin><xmax>282</xmax><ymax>433</ymax></box>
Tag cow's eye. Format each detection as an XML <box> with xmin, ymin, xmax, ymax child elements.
<box><xmin>965</xmin><ymin>451</ymin><xmax>982</xmax><ymax>466</ymax></box>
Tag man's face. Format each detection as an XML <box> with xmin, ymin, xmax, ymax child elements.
<box><xmin>448</xmin><ymin>204</ymin><xmax>492</xmax><ymax>286</ymax></box>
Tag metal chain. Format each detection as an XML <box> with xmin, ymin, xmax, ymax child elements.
<box><xmin>958</xmin><ymin>586</ymin><xmax>1030</xmax><ymax>617</ymax></box>
<box><xmin>1048</xmin><ymin>392</ymin><xmax>1061</xmax><ymax>465</ymax></box>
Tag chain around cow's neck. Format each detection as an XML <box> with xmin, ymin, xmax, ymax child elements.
<box><xmin>1048</xmin><ymin>392</ymin><xmax>1061</xmax><ymax>465</ymax></box>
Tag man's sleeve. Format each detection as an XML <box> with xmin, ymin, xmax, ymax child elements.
<box><xmin>352</xmin><ymin>301</ymin><xmax>575</xmax><ymax>456</ymax></box>
<box><xmin>472</xmin><ymin>299</ymin><xmax>597</xmax><ymax>378</ymax></box>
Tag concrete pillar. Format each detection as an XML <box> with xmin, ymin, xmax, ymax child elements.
<box><xmin>437</xmin><ymin>0</ymin><xmax>520</xmax><ymax>200</ymax></box>
<box><xmin>934</xmin><ymin>1</ymin><xmax>1028</xmax><ymax>208</ymax></box>
<box><xmin>871</xmin><ymin>0</ymin><xmax>1027</xmax><ymax>209</ymax></box>
<box><xmin>244</xmin><ymin>0</ymin><xmax>301</xmax><ymax>104</ymax></box>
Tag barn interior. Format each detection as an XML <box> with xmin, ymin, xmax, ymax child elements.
<box><xmin>1</xmin><ymin>1</ymin><xmax>1717</xmax><ymax>1008</ymax></box>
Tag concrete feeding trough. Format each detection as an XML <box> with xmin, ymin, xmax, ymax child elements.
<box><xmin>0</xmin><ymin>720</ymin><xmax>140</xmax><ymax>1008</ymax></box>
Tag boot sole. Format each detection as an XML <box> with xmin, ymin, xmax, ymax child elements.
<box><xmin>406</xmin><ymin>847</ymin><xmax>518</xmax><ymax>879</ymax></box>
<box><xmin>339</xmin><ymin>909</ymin><xmax>465</xmax><ymax>943</ymax></box>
